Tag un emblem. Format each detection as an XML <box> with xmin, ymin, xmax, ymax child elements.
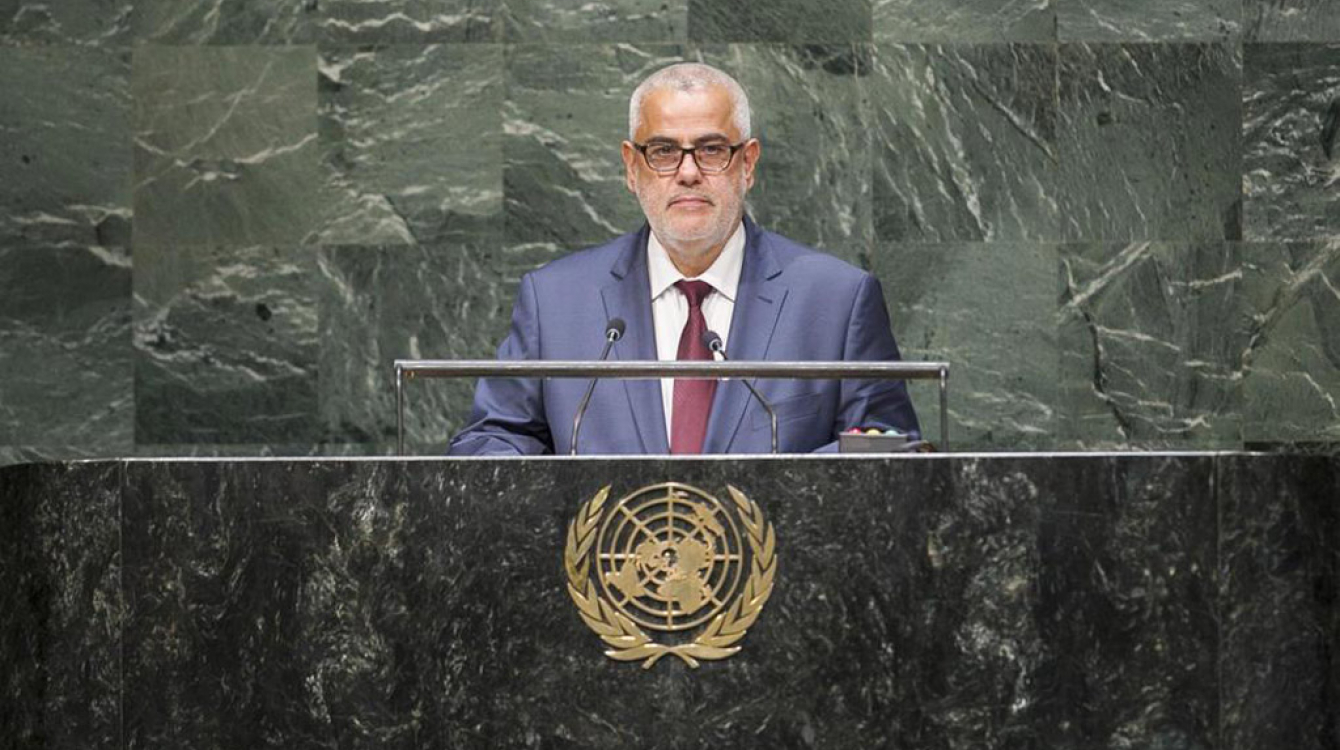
<box><xmin>564</xmin><ymin>482</ymin><xmax>777</xmax><ymax>669</ymax></box>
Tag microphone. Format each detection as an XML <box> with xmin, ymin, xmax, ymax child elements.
<box><xmin>702</xmin><ymin>330</ymin><xmax>778</xmax><ymax>455</ymax></box>
<box><xmin>570</xmin><ymin>318</ymin><xmax>626</xmax><ymax>455</ymax></box>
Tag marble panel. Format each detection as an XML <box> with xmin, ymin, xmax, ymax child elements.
<box><xmin>134</xmin><ymin>244</ymin><xmax>319</xmax><ymax>444</ymax></box>
<box><xmin>871</xmin><ymin>242</ymin><xmax>1059</xmax><ymax>450</ymax></box>
<box><xmin>0</xmin><ymin>444</ymin><xmax>178</xmax><ymax>468</ymax></box>
<box><xmin>724</xmin><ymin>44</ymin><xmax>875</xmax><ymax>263</ymax></box>
<box><xmin>1219</xmin><ymin>454</ymin><xmax>1340</xmax><ymax>750</ymax></box>
<box><xmin>1056</xmin><ymin>0</ymin><xmax>1239</xmax><ymax>42</ymax></box>
<box><xmin>0</xmin><ymin>247</ymin><xmax>133</xmax><ymax>449</ymax></box>
<box><xmin>130</xmin><ymin>442</ymin><xmax>398</xmax><ymax>458</ymax></box>
<box><xmin>0</xmin><ymin>0</ymin><xmax>131</xmax><ymax>43</ymax></box>
<box><xmin>0</xmin><ymin>46</ymin><xmax>132</xmax><ymax>251</ymax></box>
<box><xmin>1244</xmin><ymin>0</ymin><xmax>1340</xmax><ymax>41</ymax></box>
<box><xmin>0</xmin><ymin>461</ymin><xmax>122</xmax><ymax>749</ymax></box>
<box><xmin>871</xmin><ymin>44</ymin><xmax>1060</xmax><ymax>243</ymax></box>
<box><xmin>132</xmin><ymin>46</ymin><xmax>320</xmax><ymax>248</ymax></box>
<box><xmin>505</xmin><ymin>44</ymin><xmax>875</xmax><ymax>261</ymax></box>
<box><xmin>1242</xmin><ymin>44</ymin><xmax>1340</xmax><ymax>241</ymax></box>
<box><xmin>318</xmin><ymin>0</ymin><xmax>499</xmax><ymax>43</ymax></box>
<box><xmin>109</xmin><ymin>455</ymin><xmax>1221</xmax><ymax>748</ymax></box>
<box><xmin>1026</xmin><ymin>455</ymin><xmax>1219</xmax><ymax>749</ymax></box>
<box><xmin>1239</xmin><ymin>241</ymin><xmax>1340</xmax><ymax>444</ymax></box>
<box><xmin>1058</xmin><ymin>242</ymin><xmax>1246</xmax><ymax>448</ymax></box>
<box><xmin>1</xmin><ymin>447</ymin><xmax>100</xmax><ymax>469</ymax></box>
<box><xmin>121</xmin><ymin>461</ymin><xmax>364</xmax><ymax>747</ymax></box>
<box><xmin>132</xmin><ymin>0</ymin><xmax>318</xmax><ymax>43</ymax></box>
<box><xmin>503</xmin><ymin>0</ymin><xmax>686</xmax><ymax>42</ymax></box>
<box><xmin>316</xmin><ymin>243</ymin><xmax>557</xmax><ymax>449</ymax></box>
<box><xmin>1055</xmin><ymin>43</ymin><xmax>1243</xmax><ymax>243</ymax></box>
<box><xmin>316</xmin><ymin>44</ymin><xmax>502</xmax><ymax>246</ymax></box>
<box><xmin>688</xmin><ymin>0</ymin><xmax>871</xmax><ymax>42</ymax></box>
<box><xmin>503</xmin><ymin>43</ymin><xmax>672</xmax><ymax>249</ymax></box>
<box><xmin>874</xmin><ymin>0</ymin><xmax>1056</xmax><ymax>43</ymax></box>
<box><xmin>0</xmin><ymin>445</ymin><xmax>282</xmax><ymax>469</ymax></box>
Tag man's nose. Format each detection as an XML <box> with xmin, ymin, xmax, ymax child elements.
<box><xmin>675</xmin><ymin>150</ymin><xmax>703</xmax><ymax>183</ymax></box>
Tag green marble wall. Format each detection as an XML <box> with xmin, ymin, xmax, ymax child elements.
<box><xmin>1</xmin><ymin>1</ymin><xmax>1338</xmax><ymax>462</ymax></box>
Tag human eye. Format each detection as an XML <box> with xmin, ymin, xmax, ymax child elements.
<box><xmin>697</xmin><ymin>142</ymin><xmax>729</xmax><ymax>157</ymax></box>
<box><xmin>646</xmin><ymin>142</ymin><xmax>680</xmax><ymax>159</ymax></box>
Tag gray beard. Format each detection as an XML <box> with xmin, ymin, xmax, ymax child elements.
<box><xmin>638</xmin><ymin>188</ymin><xmax>746</xmax><ymax>264</ymax></box>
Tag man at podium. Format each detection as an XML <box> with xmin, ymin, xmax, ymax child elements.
<box><xmin>450</xmin><ymin>63</ymin><xmax>919</xmax><ymax>456</ymax></box>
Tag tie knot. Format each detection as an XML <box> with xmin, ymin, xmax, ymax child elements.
<box><xmin>675</xmin><ymin>279</ymin><xmax>714</xmax><ymax>309</ymax></box>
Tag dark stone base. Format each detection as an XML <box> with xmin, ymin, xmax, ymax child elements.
<box><xmin>2</xmin><ymin>454</ymin><xmax>1337</xmax><ymax>749</ymax></box>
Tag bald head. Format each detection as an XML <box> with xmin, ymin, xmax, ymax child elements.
<box><xmin>628</xmin><ymin>62</ymin><xmax>751</xmax><ymax>142</ymax></box>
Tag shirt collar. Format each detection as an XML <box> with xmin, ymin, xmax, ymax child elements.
<box><xmin>647</xmin><ymin>221</ymin><xmax>745</xmax><ymax>303</ymax></box>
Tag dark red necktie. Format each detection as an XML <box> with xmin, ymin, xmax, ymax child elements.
<box><xmin>670</xmin><ymin>280</ymin><xmax>717</xmax><ymax>454</ymax></box>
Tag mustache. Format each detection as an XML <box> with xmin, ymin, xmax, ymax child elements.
<box><xmin>667</xmin><ymin>193</ymin><xmax>714</xmax><ymax>206</ymax></box>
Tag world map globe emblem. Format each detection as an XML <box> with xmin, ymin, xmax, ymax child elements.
<box><xmin>595</xmin><ymin>483</ymin><xmax>746</xmax><ymax>632</ymax></box>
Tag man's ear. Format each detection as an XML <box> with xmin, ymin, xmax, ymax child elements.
<box><xmin>621</xmin><ymin>141</ymin><xmax>639</xmax><ymax>194</ymax></box>
<box><xmin>742</xmin><ymin>138</ymin><xmax>761</xmax><ymax>189</ymax></box>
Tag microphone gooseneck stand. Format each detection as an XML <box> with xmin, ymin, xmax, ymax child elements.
<box><xmin>702</xmin><ymin>330</ymin><xmax>778</xmax><ymax>455</ymax></box>
<box><xmin>570</xmin><ymin>318</ymin><xmax>626</xmax><ymax>455</ymax></box>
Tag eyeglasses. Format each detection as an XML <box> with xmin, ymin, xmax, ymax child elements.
<box><xmin>633</xmin><ymin>140</ymin><xmax>746</xmax><ymax>174</ymax></box>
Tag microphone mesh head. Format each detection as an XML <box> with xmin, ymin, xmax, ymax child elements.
<box><xmin>607</xmin><ymin>318</ymin><xmax>626</xmax><ymax>341</ymax></box>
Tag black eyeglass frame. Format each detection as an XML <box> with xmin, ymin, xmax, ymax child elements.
<box><xmin>632</xmin><ymin>140</ymin><xmax>748</xmax><ymax>174</ymax></box>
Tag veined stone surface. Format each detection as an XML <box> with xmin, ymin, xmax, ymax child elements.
<box><xmin>0</xmin><ymin>46</ymin><xmax>132</xmax><ymax>251</ymax></box>
<box><xmin>1058</xmin><ymin>242</ymin><xmax>1245</xmax><ymax>448</ymax></box>
<box><xmin>134</xmin><ymin>244</ymin><xmax>319</xmax><ymax>444</ymax></box>
<box><xmin>16</xmin><ymin>455</ymin><xmax>1320</xmax><ymax>747</ymax></box>
<box><xmin>0</xmin><ymin>462</ymin><xmax>122</xmax><ymax>748</ymax></box>
<box><xmin>503</xmin><ymin>43</ymin><xmax>667</xmax><ymax>249</ymax></box>
<box><xmin>503</xmin><ymin>43</ymin><xmax>672</xmax><ymax>250</ymax></box>
<box><xmin>871</xmin><ymin>44</ymin><xmax>1060</xmax><ymax>242</ymax></box>
<box><xmin>1</xmin><ymin>11</ymin><xmax>1339</xmax><ymax>457</ymax></box>
<box><xmin>132</xmin><ymin>46</ymin><xmax>320</xmax><ymax>247</ymax></box>
<box><xmin>1055</xmin><ymin>43</ymin><xmax>1243</xmax><ymax>242</ymax></box>
<box><xmin>688</xmin><ymin>0</ymin><xmax>872</xmax><ymax>42</ymax></box>
<box><xmin>505</xmin><ymin>44</ymin><xmax>874</xmax><ymax>261</ymax></box>
<box><xmin>1</xmin><ymin>447</ymin><xmax>128</xmax><ymax>469</ymax></box>
<box><xmin>0</xmin><ymin>247</ymin><xmax>133</xmax><ymax>449</ymax></box>
<box><xmin>503</xmin><ymin>0</ymin><xmax>686</xmax><ymax>41</ymax></box>
<box><xmin>316</xmin><ymin>44</ymin><xmax>502</xmax><ymax>246</ymax></box>
<box><xmin>1219</xmin><ymin>455</ymin><xmax>1340</xmax><ymax>750</ymax></box>
<box><xmin>1056</xmin><ymin>0</ymin><xmax>1240</xmax><ymax>42</ymax></box>
<box><xmin>1243</xmin><ymin>44</ymin><xmax>1340</xmax><ymax>241</ymax></box>
<box><xmin>874</xmin><ymin>242</ymin><xmax>1058</xmax><ymax>449</ymax></box>
<box><xmin>727</xmin><ymin>44</ymin><xmax>874</xmax><ymax>263</ymax></box>
<box><xmin>874</xmin><ymin>0</ymin><xmax>1056</xmax><ymax>42</ymax></box>
<box><xmin>0</xmin><ymin>0</ymin><xmax>131</xmax><ymax>43</ymax></box>
<box><xmin>319</xmin><ymin>0</ymin><xmax>499</xmax><ymax>42</ymax></box>
<box><xmin>1244</xmin><ymin>0</ymin><xmax>1340</xmax><ymax>41</ymax></box>
<box><xmin>1240</xmin><ymin>241</ymin><xmax>1340</xmax><ymax>444</ymax></box>
<box><xmin>132</xmin><ymin>0</ymin><xmax>318</xmax><ymax>43</ymax></box>
<box><xmin>129</xmin><ymin>442</ymin><xmax>400</xmax><ymax>460</ymax></box>
<box><xmin>316</xmin><ymin>243</ymin><xmax>556</xmax><ymax>448</ymax></box>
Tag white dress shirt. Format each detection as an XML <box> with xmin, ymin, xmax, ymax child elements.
<box><xmin>647</xmin><ymin>221</ymin><xmax>746</xmax><ymax>443</ymax></box>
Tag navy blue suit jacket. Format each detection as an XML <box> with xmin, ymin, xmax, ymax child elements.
<box><xmin>449</xmin><ymin>217</ymin><xmax>919</xmax><ymax>455</ymax></box>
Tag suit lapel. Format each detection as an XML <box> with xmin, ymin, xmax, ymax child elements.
<box><xmin>600</xmin><ymin>225</ymin><xmax>669</xmax><ymax>454</ymax></box>
<box><xmin>703</xmin><ymin>218</ymin><xmax>787</xmax><ymax>454</ymax></box>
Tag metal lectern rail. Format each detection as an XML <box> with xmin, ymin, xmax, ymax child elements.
<box><xmin>392</xmin><ymin>360</ymin><xmax>950</xmax><ymax>456</ymax></box>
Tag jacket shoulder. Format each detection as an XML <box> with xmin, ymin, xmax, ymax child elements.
<box><xmin>757</xmin><ymin>229</ymin><xmax>872</xmax><ymax>291</ymax></box>
<box><xmin>525</xmin><ymin>230</ymin><xmax>640</xmax><ymax>287</ymax></box>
